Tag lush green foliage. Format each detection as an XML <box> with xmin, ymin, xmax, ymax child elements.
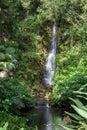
<box><xmin>1</xmin><ymin>0</ymin><xmax>87</xmax><ymax>129</ymax></box>
<box><xmin>0</xmin><ymin>44</ymin><xmax>16</xmax><ymax>71</ymax></box>
<box><xmin>0</xmin><ymin>122</ymin><xmax>8</xmax><ymax>130</ymax></box>
<box><xmin>0</xmin><ymin>78</ymin><xmax>35</xmax><ymax>113</ymax></box>
<box><xmin>50</xmin><ymin>45</ymin><xmax>87</xmax><ymax>106</ymax></box>
<box><xmin>0</xmin><ymin>0</ymin><xmax>42</xmax><ymax>84</ymax></box>
<box><xmin>49</xmin><ymin>0</ymin><xmax>87</xmax><ymax>107</ymax></box>
<box><xmin>0</xmin><ymin>111</ymin><xmax>37</xmax><ymax>130</ymax></box>
<box><xmin>64</xmin><ymin>88</ymin><xmax>87</xmax><ymax>130</ymax></box>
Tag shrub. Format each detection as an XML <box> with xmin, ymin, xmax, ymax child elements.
<box><xmin>0</xmin><ymin>77</ymin><xmax>35</xmax><ymax>113</ymax></box>
<box><xmin>0</xmin><ymin>53</ymin><xmax>6</xmax><ymax>61</ymax></box>
<box><xmin>50</xmin><ymin>45</ymin><xmax>87</xmax><ymax>107</ymax></box>
<box><xmin>0</xmin><ymin>111</ymin><xmax>37</xmax><ymax>130</ymax></box>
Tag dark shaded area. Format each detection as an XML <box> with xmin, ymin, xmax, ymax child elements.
<box><xmin>23</xmin><ymin>106</ymin><xmax>65</xmax><ymax>130</ymax></box>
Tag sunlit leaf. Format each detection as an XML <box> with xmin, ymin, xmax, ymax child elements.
<box><xmin>71</xmin><ymin>105</ymin><xmax>87</xmax><ymax>119</ymax></box>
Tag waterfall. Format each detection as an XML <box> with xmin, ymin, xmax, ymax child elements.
<box><xmin>43</xmin><ymin>24</ymin><xmax>57</xmax><ymax>86</ymax></box>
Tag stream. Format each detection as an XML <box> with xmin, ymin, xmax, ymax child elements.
<box><xmin>23</xmin><ymin>101</ymin><xmax>66</xmax><ymax>130</ymax></box>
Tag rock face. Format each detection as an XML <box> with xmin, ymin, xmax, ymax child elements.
<box><xmin>0</xmin><ymin>71</ymin><xmax>13</xmax><ymax>78</ymax></box>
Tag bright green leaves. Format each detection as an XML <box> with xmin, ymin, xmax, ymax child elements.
<box><xmin>71</xmin><ymin>105</ymin><xmax>87</xmax><ymax>119</ymax></box>
<box><xmin>0</xmin><ymin>122</ymin><xmax>8</xmax><ymax>130</ymax></box>
<box><xmin>20</xmin><ymin>0</ymin><xmax>31</xmax><ymax>9</ymax></box>
<box><xmin>50</xmin><ymin>44</ymin><xmax>87</xmax><ymax>106</ymax></box>
<box><xmin>64</xmin><ymin>89</ymin><xmax>87</xmax><ymax>130</ymax></box>
<box><xmin>7</xmin><ymin>63</ymin><xmax>15</xmax><ymax>71</ymax></box>
<box><xmin>0</xmin><ymin>62</ymin><xmax>15</xmax><ymax>71</ymax></box>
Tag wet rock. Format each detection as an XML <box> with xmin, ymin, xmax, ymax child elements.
<box><xmin>35</xmin><ymin>98</ymin><xmax>49</xmax><ymax>109</ymax></box>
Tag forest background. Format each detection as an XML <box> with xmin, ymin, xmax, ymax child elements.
<box><xmin>0</xmin><ymin>0</ymin><xmax>87</xmax><ymax>129</ymax></box>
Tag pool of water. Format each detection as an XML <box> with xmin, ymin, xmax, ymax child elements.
<box><xmin>24</xmin><ymin>105</ymin><xmax>66</xmax><ymax>130</ymax></box>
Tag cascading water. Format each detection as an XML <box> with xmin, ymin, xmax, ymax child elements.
<box><xmin>43</xmin><ymin>24</ymin><xmax>57</xmax><ymax>86</ymax></box>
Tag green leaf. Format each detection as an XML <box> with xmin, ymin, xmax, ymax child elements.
<box><xmin>7</xmin><ymin>63</ymin><xmax>15</xmax><ymax>71</ymax></box>
<box><xmin>76</xmin><ymin>95</ymin><xmax>87</xmax><ymax>100</ymax></box>
<box><xmin>80</xmin><ymin>122</ymin><xmax>87</xmax><ymax>130</ymax></box>
<box><xmin>59</xmin><ymin>124</ymin><xmax>74</xmax><ymax>130</ymax></box>
<box><xmin>19</xmin><ymin>128</ymin><xmax>24</xmax><ymax>130</ymax></box>
<box><xmin>70</xmin><ymin>98</ymin><xmax>87</xmax><ymax>111</ymax></box>
<box><xmin>65</xmin><ymin>111</ymin><xmax>83</xmax><ymax>121</ymax></box>
<box><xmin>74</xmin><ymin>91</ymin><xmax>87</xmax><ymax>96</ymax></box>
<box><xmin>3</xmin><ymin>122</ymin><xmax>8</xmax><ymax>130</ymax></box>
<box><xmin>71</xmin><ymin>105</ymin><xmax>87</xmax><ymax>119</ymax></box>
<box><xmin>69</xmin><ymin>98</ymin><xmax>83</xmax><ymax>107</ymax></box>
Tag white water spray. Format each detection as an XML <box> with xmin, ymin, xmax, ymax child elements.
<box><xmin>44</xmin><ymin>24</ymin><xmax>57</xmax><ymax>86</ymax></box>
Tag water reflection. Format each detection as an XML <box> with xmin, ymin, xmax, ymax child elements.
<box><xmin>36</xmin><ymin>107</ymin><xmax>53</xmax><ymax>130</ymax></box>
<box><xmin>26</xmin><ymin>106</ymin><xmax>65</xmax><ymax>130</ymax></box>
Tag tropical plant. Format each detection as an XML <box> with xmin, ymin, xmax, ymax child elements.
<box><xmin>64</xmin><ymin>88</ymin><xmax>87</xmax><ymax>130</ymax></box>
